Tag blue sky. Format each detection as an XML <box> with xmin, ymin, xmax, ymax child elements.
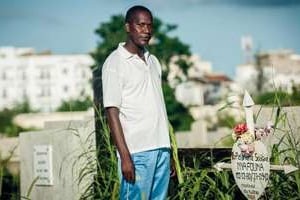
<box><xmin>1</xmin><ymin>0</ymin><xmax>300</xmax><ymax>77</ymax></box>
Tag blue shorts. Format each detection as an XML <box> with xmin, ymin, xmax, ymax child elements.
<box><xmin>118</xmin><ymin>148</ymin><xmax>171</xmax><ymax>200</ymax></box>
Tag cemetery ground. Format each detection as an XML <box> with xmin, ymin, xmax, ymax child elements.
<box><xmin>1</xmin><ymin>102</ymin><xmax>300</xmax><ymax>199</ymax></box>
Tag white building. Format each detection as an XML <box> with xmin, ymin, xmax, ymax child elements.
<box><xmin>168</xmin><ymin>54</ymin><xmax>212</xmax><ymax>107</ymax></box>
<box><xmin>0</xmin><ymin>47</ymin><xmax>94</xmax><ymax>112</ymax></box>
<box><xmin>168</xmin><ymin>54</ymin><xmax>212</xmax><ymax>87</ymax></box>
<box><xmin>175</xmin><ymin>78</ymin><xmax>207</xmax><ymax>107</ymax></box>
<box><xmin>236</xmin><ymin>49</ymin><xmax>300</xmax><ymax>94</ymax></box>
<box><xmin>168</xmin><ymin>54</ymin><xmax>238</xmax><ymax>107</ymax></box>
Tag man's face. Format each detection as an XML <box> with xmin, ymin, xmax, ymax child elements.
<box><xmin>126</xmin><ymin>11</ymin><xmax>153</xmax><ymax>48</ymax></box>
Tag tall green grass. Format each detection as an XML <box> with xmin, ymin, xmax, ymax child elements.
<box><xmin>81</xmin><ymin>101</ymin><xmax>299</xmax><ymax>199</ymax></box>
<box><xmin>0</xmin><ymin>147</ymin><xmax>20</xmax><ymax>200</ymax></box>
<box><xmin>262</xmin><ymin>106</ymin><xmax>300</xmax><ymax>199</ymax></box>
<box><xmin>80</xmin><ymin>106</ymin><xmax>119</xmax><ymax>200</ymax></box>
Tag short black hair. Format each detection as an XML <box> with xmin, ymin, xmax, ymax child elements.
<box><xmin>125</xmin><ymin>5</ymin><xmax>153</xmax><ymax>23</ymax></box>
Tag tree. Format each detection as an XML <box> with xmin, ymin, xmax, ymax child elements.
<box><xmin>291</xmin><ymin>84</ymin><xmax>300</xmax><ymax>104</ymax></box>
<box><xmin>0</xmin><ymin>100</ymin><xmax>36</xmax><ymax>137</ymax></box>
<box><xmin>56</xmin><ymin>96</ymin><xmax>92</xmax><ymax>112</ymax></box>
<box><xmin>91</xmin><ymin>15</ymin><xmax>193</xmax><ymax>131</ymax></box>
<box><xmin>255</xmin><ymin>90</ymin><xmax>300</xmax><ymax>106</ymax></box>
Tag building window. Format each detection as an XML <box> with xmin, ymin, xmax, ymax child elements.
<box><xmin>63</xmin><ymin>86</ymin><xmax>69</xmax><ymax>92</ymax></box>
<box><xmin>2</xmin><ymin>89</ymin><xmax>7</xmax><ymax>98</ymax></box>
<box><xmin>63</xmin><ymin>68</ymin><xmax>68</xmax><ymax>74</ymax></box>
<box><xmin>82</xmin><ymin>70</ymin><xmax>86</xmax><ymax>78</ymax></box>
<box><xmin>46</xmin><ymin>71</ymin><xmax>51</xmax><ymax>79</ymax></box>
<box><xmin>39</xmin><ymin>88</ymin><xmax>44</xmax><ymax>97</ymax></box>
<box><xmin>22</xmin><ymin>71</ymin><xmax>26</xmax><ymax>80</ymax></box>
<box><xmin>2</xmin><ymin>72</ymin><xmax>7</xmax><ymax>80</ymax></box>
<box><xmin>80</xmin><ymin>89</ymin><xmax>85</xmax><ymax>96</ymax></box>
<box><xmin>39</xmin><ymin>70</ymin><xmax>45</xmax><ymax>79</ymax></box>
<box><xmin>39</xmin><ymin>87</ymin><xmax>49</xmax><ymax>97</ymax></box>
<box><xmin>39</xmin><ymin>69</ymin><xmax>50</xmax><ymax>79</ymax></box>
<box><xmin>22</xmin><ymin>89</ymin><xmax>27</xmax><ymax>98</ymax></box>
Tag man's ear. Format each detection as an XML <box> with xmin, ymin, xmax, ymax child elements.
<box><xmin>125</xmin><ymin>23</ymin><xmax>130</xmax><ymax>33</ymax></box>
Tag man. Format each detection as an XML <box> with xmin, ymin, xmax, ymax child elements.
<box><xmin>102</xmin><ymin>5</ymin><xmax>172</xmax><ymax>200</ymax></box>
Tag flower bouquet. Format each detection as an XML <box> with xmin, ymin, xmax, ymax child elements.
<box><xmin>232</xmin><ymin>122</ymin><xmax>273</xmax><ymax>157</ymax></box>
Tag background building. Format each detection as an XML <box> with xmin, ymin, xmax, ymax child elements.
<box><xmin>0</xmin><ymin>47</ymin><xmax>94</xmax><ymax>112</ymax></box>
<box><xmin>169</xmin><ymin>54</ymin><xmax>238</xmax><ymax>108</ymax></box>
<box><xmin>236</xmin><ymin>49</ymin><xmax>300</xmax><ymax>94</ymax></box>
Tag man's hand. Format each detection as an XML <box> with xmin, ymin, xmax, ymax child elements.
<box><xmin>170</xmin><ymin>157</ymin><xmax>176</xmax><ymax>178</ymax></box>
<box><xmin>106</xmin><ymin>107</ymin><xmax>135</xmax><ymax>182</ymax></box>
<box><xmin>121</xmin><ymin>155</ymin><xmax>135</xmax><ymax>183</ymax></box>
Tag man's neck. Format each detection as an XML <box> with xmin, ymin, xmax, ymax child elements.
<box><xmin>124</xmin><ymin>41</ymin><xmax>145</xmax><ymax>59</ymax></box>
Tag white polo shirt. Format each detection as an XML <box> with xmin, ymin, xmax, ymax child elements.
<box><xmin>102</xmin><ymin>43</ymin><xmax>170</xmax><ymax>154</ymax></box>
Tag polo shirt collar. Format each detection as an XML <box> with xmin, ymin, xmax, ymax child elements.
<box><xmin>118</xmin><ymin>43</ymin><xmax>150</xmax><ymax>60</ymax></box>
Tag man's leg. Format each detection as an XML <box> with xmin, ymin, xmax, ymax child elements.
<box><xmin>119</xmin><ymin>150</ymin><xmax>157</xmax><ymax>200</ymax></box>
<box><xmin>150</xmin><ymin>148</ymin><xmax>170</xmax><ymax>200</ymax></box>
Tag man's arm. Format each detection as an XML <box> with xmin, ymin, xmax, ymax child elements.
<box><xmin>106</xmin><ymin>107</ymin><xmax>135</xmax><ymax>182</ymax></box>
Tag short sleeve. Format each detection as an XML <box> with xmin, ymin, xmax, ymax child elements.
<box><xmin>151</xmin><ymin>55</ymin><xmax>162</xmax><ymax>76</ymax></box>
<box><xmin>102</xmin><ymin>62</ymin><xmax>122</xmax><ymax>109</ymax></box>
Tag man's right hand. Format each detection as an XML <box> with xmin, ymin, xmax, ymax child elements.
<box><xmin>121</xmin><ymin>155</ymin><xmax>135</xmax><ymax>183</ymax></box>
<box><xmin>105</xmin><ymin>107</ymin><xmax>135</xmax><ymax>182</ymax></box>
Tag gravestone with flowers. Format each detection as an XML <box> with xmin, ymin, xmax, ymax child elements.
<box><xmin>214</xmin><ymin>91</ymin><xmax>298</xmax><ymax>200</ymax></box>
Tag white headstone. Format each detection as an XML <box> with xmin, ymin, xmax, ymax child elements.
<box><xmin>231</xmin><ymin>141</ymin><xmax>270</xmax><ymax>200</ymax></box>
<box><xmin>20</xmin><ymin>119</ymin><xmax>96</xmax><ymax>200</ymax></box>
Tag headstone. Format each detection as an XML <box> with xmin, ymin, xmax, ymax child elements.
<box><xmin>214</xmin><ymin>100</ymin><xmax>300</xmax><ymax>200</ymax></box>
<box><xmin>20</xmin><ymin>118</ymin><xmax>96</xmax><ymax>200</ymax></box>
<box><xmin>175</xmin><ymin>120</ymin><xmax>207</xmax><ymax>148</ymax></box>
<box><xmin>254</xmin><ymin>106</ymin><xmax>300</xmax><ymax>157</ymax></box>
<box><xmin>231</xmin><ymin>91</ymin><xmax>271</xmax><ymax>199</ymax></box>
<box><xmin>231</xmin><ymin>141</ymin><xmax>270</xmax><ymax>200</ymax></box>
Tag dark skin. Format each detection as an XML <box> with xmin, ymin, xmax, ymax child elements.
<box><xmin>124</xmin><ymin>10</ymin><xmax>153</xmax><ymax>61</ymax></box>
<box><xmin>106</xmin><ymin>107</ymin><xmax>135</xmax><ymax>182</ymax></box>
<box><xmin>106</xmin><ymin>10</ymin><xmax>175</xmax><ymax>183</ymax></box>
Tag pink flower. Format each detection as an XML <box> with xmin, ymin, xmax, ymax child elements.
<box><xmin>255</xmin><ymin>128</ymin><xmax>265</xmax><ymax>140</ymax></box>
<box><xmin>239</xmin><ymin>144</ymin><xmax>248</xmax><ymax>152</ymax></box>
<box><xmin>254</xmin><ymin>122</ymin><xmax>274</xmax><ymax>140</ymax></box>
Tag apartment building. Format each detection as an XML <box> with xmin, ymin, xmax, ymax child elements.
<box><xmin>0</xmin><ymin>47</ymin><xmax>94</xmax><ymax>112</ymax></box>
